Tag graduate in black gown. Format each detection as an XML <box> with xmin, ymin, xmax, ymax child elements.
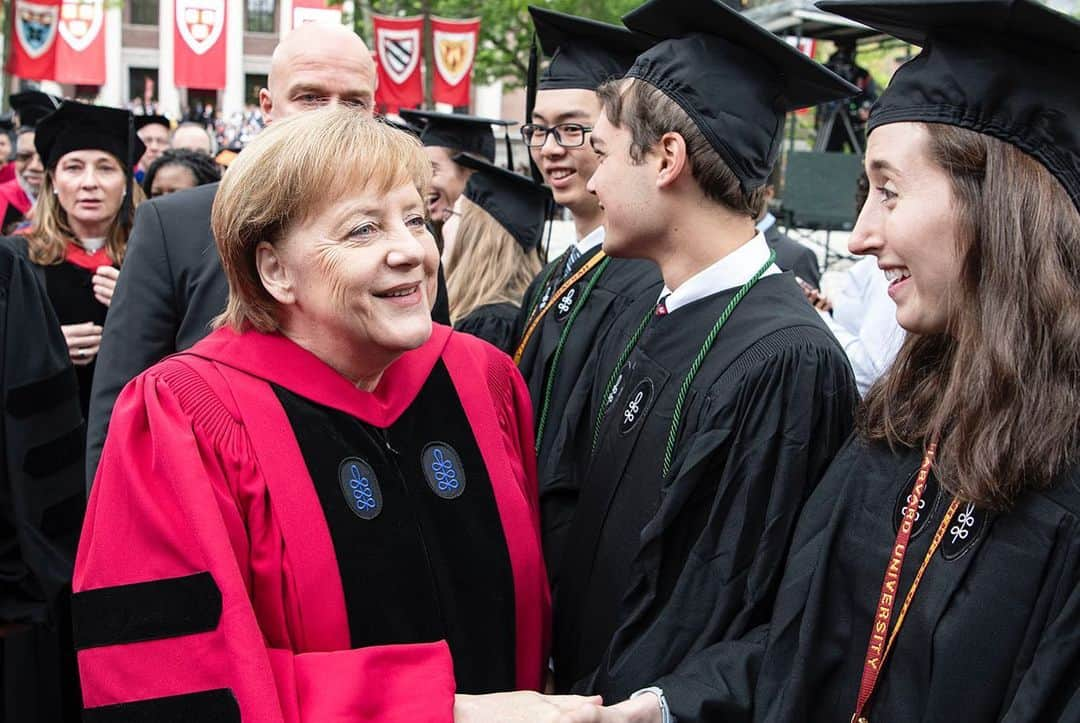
<box><xmin>445</xmin><ymin>155</ymin><xmax>548</xmax><ymax>353</ymax></box>
<box><xmin>0</xmin><ymin>244</ymin><xmax>85</xmax><ymax>721</ymax></box>
<box><xmin>399</xmin><ymin>110</ymin><xmax>514</xmax><ymax>226</ymax></box>
<box><xmin>516</xmin><ymin>9</ymin><xmax>662</xmax><ymax>567</ymax></box>
<box><xmin>746</xmin><ymin>1</ymin><xmax>1080</xmax><ymax>720</ymax></box>
<box><xmin>545</xmin><ymin>1</ymin><xmax>860</xmax><ymax>720</ymax></box>
<box><xmin>6</xmin><ymin>102</ymin><xmax>143</xmax><ymax>420</ymax></box>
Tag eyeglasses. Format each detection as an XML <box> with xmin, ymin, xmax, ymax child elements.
<box><xmin>520</xmin><ymin>122</ymin><xmax>593</xmax><ymax>149</ymax></box>
<box><xmin>15</xmin><ymin>151</ymin><xmax>38</xmax><ymax>163</ymax></box>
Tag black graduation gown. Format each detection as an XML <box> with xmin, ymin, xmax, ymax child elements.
<box><xmin>454</xmin><ymin>301</ymin><xmax>519</xmax><ymax>354</ymax></box>
<box><xmin>755</xmin><ymin>439</ymin><xmax>1080</xmax><ymax>722</ymax></box>
<box><xmin>0</xmin><ymin>243</ymin><xmax>85</xmax><ymax>722</ymax></box>
<box><xmin>550</xmin><ymin>273</ymin><xmax>859</xmax><ymax>722</ymax></box>
<box><xmin>6</xmin><ymin>236</ymin><xmax>108</xmax><ymax>419</ymax></box>
<box><xmin>514</xmin><ymin>245</ymin><xmax>662</xmax><ymax>489</ymax></box>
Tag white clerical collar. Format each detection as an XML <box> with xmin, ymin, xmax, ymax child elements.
<box><xmin>659</xmin><ymin>232</ymin><xmax>780</xmax><ymax>314</ymax></box>
<box><xmin>755</xmin><ymin>211</ymin><xmax>776</xmax><ymax>234</ymax></box>
<box><xmin>81</xmin><ymin>237</ymin><xmax>107</xmax><ymax>253</ymax></box>
<box><xmin>575</xmin><ymin>225</ymin><xmax>605</xmax><ymax>255</ymax></box>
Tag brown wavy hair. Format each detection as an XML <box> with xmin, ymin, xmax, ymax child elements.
<box><xmin>444</xmin><ymin>197</ymin><xmax>543</xmax><ymax>324</ymax></box>
<box><xmin>25</xmin><ymin>171</ymin><xmax>142</xmax><ymax>266</ymax></box>
<box><xmin>860</xmin><ymin>123</ymin><xmax>1080</xmax><ymax>510</ymax></box>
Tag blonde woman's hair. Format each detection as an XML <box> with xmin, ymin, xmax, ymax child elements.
<box><xmin>25</xmin><ymin>170</ymin><xmax>142</xmax><ymax>266</ymax></box>
<box><xmin>445</xmin><ymin>196</ymin><xmax>542</xmax><ymax>324</ymax></box>
<box><xmin>212</xmin><ymin>108</ymin><xmax>433</xmax><ymax>333</ymax></box>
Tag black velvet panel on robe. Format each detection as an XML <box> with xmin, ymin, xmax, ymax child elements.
<box><xmin>42</xmin><ymin>261</ymin><xmax>109</xmax><ymax>419</ymax></box>
<box><xmin>0</xmin><ymin>242</ymin><xmax>86</xmax><ymax>723</ymax></box>
<box><xmin>514</xmin><ymin>246</ymin><xmax>662</xmax><ymax>517</ymax></box>
<box><xmin>755</xmin><ymin>439</ymin><xmax>1080</xmax><ymax>723</ymax></box>
<box><xmin>454</xmin><ymin>302</ymin><xmax>520</xmax><ymax>354</ymax></box>
<box><xmin>548</xmin><ymin>273</ymin><xmax>858</xmax><ymax>722</ymax></box>
<box><xmin>273</xmin><ymin>360</ymin><xmax>517</xmax><ymax>694</ymax></box>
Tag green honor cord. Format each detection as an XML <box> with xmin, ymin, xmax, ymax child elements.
<box><xmin>534</xmin><ymin>256</ymin><xmax>612</xmax><ymax>452</ymax></box>
<box><xmin>592</xmin><ymin>250</ymin><xmax>777</xmax><ymax>479</ymax></box>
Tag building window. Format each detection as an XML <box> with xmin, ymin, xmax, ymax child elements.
<box><xmin>245</xmin><ymin>74</ymin><xmax>268</xmax><ymax>106</ymax></box>
<box><xmin>130</xmin><ymin>0</ymin><xmax>159</xmax><ymax>25</ymax></box>
<box><xmin>246</xmin><ymin>0</ymin><xmax>275</xmax><ymax>33</ymax></box>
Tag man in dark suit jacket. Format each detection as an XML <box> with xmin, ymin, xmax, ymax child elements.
<box><xmin>86</xmin><ymin>24</ymin><xmax>387</xmax><ymax>484</ymax></box>
<box><xmin>756</xmin><ymin>165</ymin><xmax>822</xmax><ymax>289</ymax></box>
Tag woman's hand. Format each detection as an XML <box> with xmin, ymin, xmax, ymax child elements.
<box><xmin>454</xmin><ymin>691</ymin><xmax>602</xmax><ymax>722</ymax></box>
<box><xmin>62</xmin><ymin>321</ymin><xmax>103</xmax><ymax>366</ymax></box>
<box><xmin>92</xmin><ymin>265</ymin><xmax>119</xmax><ymax>307</ymax></box>
<box><xmin>556</xmin><ymin>694</ymin><xmax>663</xmax><ymax>723</ymax></box>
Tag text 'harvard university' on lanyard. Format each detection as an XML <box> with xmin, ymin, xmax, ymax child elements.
<box><xmin>852</xmin><ymin>440</ymin><xmax>961</xmax><ymax>723</ymax></box>
<box><xmin>513</xmin><ymin>251</ymin><xmax>608</xmax><ymax>365</ymax></box>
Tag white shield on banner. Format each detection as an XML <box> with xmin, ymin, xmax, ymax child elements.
<box><xmin>377</xmin><ymin>27</ymin><xmax>421</xmax><ymax>86</ymax></box>
<box><xmin>433</xmin><ymin>30</ymin><xmax>475</xmax><ymax>88</ymax></box>
<box><xmin>176</xmin><ymin>0</ymin><xmax>224</xmax><ymax>56</ymax></box>
<box><xmin>58</xmin><ymin>0</ymin><xmax>103</xmax><ymax>53</ymax></box>
<box><xmin>15</xmin><ymin>0</ymin><xmax>60</xmax><ymax>59</ymax></box>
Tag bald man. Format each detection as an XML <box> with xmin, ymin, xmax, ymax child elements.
<box><xmin>86</xmin><ymin>24</ymin><xmax>383</xmax><ymax>483</ymax></box>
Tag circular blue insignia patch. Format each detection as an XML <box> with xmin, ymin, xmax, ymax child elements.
<box><xmin>338</xmin><ymin>457</ymin><xmax>383</xmax><ymax>520</ymax></box>
<box><xmin>422</xmin><ymin>443</ymin><xmax>467</xmax><ymax>500</ymax></box>
<box><xmin>619</xmin><ymin>377</ymin><xmax>654</xmax><ymax>436</ymax></box>
<box><xmin>554</xmin><ymin>283</ymin><xmax>581</xmax><ymax>323</ymax></box>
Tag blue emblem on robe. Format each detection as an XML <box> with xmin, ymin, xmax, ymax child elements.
<box><xmin>421</xmin><ymin>443</ymin><xmax>466</xmax><ymax>500</ymax></box>
<box><xmin>338</xmin><ymin>457</ymin><xmax>382</xmax><ymax>520</ymax></box>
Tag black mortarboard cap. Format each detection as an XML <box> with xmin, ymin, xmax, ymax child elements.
<box><xmin>10</xmin><ymin>90</ymin><xmax>62</xmax><ymax>129</ymax></box>
<box><xmin>454</xmin><ymin>153</ymin><xmax>552</xmax><ymax>252</ymax></box>
<box><xmin>399</xmin><ymin>109</ymin><xmax>512</xmax><ymax>165</ymax></box>
<box><xmin>133</xmin><ymin>114</ymin><xmax>171</xmax><ymax>132</ymax></box>
<box><xmin>818</xmin><ymin>0</ymin><xmax>1080</xmax><ymax>212</ymax></box>
<box><xmin>0</xmin><ymin>113</ymin><xmax>13</xmax><ymax>133</ymax></box>
<box><xmin>622</xmin><ymin>0</ymin><xmax>858</xmax><ymax>193</ymax></box>
<box><xmin>35</xmin><ymin>101</ymin><xmax>145</xmax><ymax>172</ymax></box>
<box><xmin>380</xmin><ymin>114</ymin><xmax>421</xmax><ymax>138</ymax></box>
<box><xmin>529</xmin><ymin>7</ymin><xmax>653</xmax><ymax>91</ymax></box>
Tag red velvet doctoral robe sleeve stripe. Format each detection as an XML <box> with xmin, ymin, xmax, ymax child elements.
<box><xmin>74</xmin><ymin>359</ymin><xmax>457</xmax><ymax>722</ymax></box>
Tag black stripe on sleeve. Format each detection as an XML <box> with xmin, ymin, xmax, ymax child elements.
<box><xmin>5</xmin><ymin>367</ymin><xmax>79</xmax><ymax>419</ymax></box>
<box><xmin>23</xmin><ymin>424</ymin><xmax>84</xmax><ymax>478</ymax></box>
<box><xmin>82</xmin><ymin>688</ymin><xmax>240</xmax><ymax>723</ymax></box>
<box><xmin>72</xmin><ymin>572</ymin><xmax>222</xmax><ymax>650</ymax></box>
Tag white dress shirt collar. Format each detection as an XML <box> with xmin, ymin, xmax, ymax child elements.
<box><xmin>659</xmin><ymin>232</ymin><xmax>780</xmax><ymax>314</ymax></box>
<box><xmin>755</xmin><ymin>211</ymin><xmax>777</xmax><ymax>235</ymax></box>
<box><xmin>575</xmin><ymin>225</ymin><xmax>605</xmax><ymax>255</ymax></box>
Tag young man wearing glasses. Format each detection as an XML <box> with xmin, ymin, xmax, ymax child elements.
<box><xmin>517</xmin><ymin>7</ymin><xmax>661</xmax><ymax>579</ymax></box>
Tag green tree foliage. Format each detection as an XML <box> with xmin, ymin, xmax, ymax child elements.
<box><xmin>362</xmin><ymin>0</ymin><xmax>642</xmax><ymax>88</ymax></box>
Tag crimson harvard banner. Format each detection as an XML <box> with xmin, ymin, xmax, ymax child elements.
<box><xmin>372</xmin><ymin>14</ymin><xmax>423</xmax><ymax>113</ymax></box>
<box><xmin>56</xmin><ymin>0</ymin><xmax>105</xmax><ymax>85</ymax></box>
<box><xmin>174</xmin><ymin>0</ymin><xmax>227</xmax><ymax>90</ymax></box>
<box><xmin>8</xmin><ymin>0</ymin><xmax>61</xmax><ymax>81</ymax></box>
<box><xmin>431</xmin><ymin>16</ymin><xmax>479</xmax><ymax>108</ymax></box>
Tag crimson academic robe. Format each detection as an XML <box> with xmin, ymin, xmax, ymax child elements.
<box><xmin>73</xmin><ymin>324</ymin><xmax>549</xmax><ymax>722</ymax></box>
<box><xmin>0</xmin><ymin>178</ymin><xmax>32</xmax><ymax>235</ymax></box>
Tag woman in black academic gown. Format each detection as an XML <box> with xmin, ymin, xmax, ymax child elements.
<box><xmin>444</xmin><ymin>154</ymin><xmax>547</xmax><ymax>353</ymax></box>
<box><xmin>745</xmin><ymin>1</ymin><xmax>1080</xmax><ymax>721</ymax></box>
<box><xmin>8</xmin><ymin>101</ymin><xmax>143</xmax><ymax>419</ymax></box>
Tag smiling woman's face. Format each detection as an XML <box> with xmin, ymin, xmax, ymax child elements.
<box><xmin>850</xmin><ymin>122</ymin><xmax>963</xmax><ymax>335</ymax></box>
<box><xmin>260</xmin><ymin>180</ymin><xmax>439</xmax><ymax>360</ymax></box>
